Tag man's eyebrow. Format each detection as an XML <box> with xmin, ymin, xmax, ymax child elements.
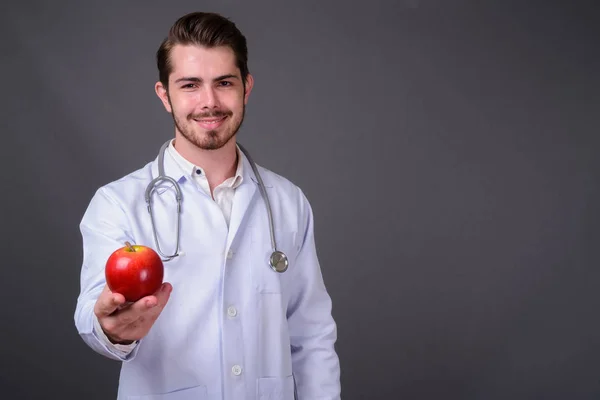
<box><xmin>214</xmin><ymin>74</ymin><xmax>240</xmax><ymax>81</ymax></box>
<box><xmin>174</xmin><ymin>77</ymin><xmax>202</xmax><ymax>84</ymax></box>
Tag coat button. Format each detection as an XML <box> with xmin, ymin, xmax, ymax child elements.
<box><xmin>232</xmin><ymin>365</ymin><xmax>242</xmax><ymax>375</ymax></box>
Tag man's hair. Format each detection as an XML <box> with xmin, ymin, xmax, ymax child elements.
<box><xmin>156</xmin><ymin>12</ymin><xmax>249</xmax><ymax>88</ymax></box>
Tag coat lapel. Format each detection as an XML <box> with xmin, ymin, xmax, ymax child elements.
<box><xmin>226</xmin><ymin>149</ymin><xmax>259</xmax><ymax>250</ymax></box>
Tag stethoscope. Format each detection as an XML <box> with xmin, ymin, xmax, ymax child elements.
<box><xmin>144</xmin><ymin>140</ymin><xmax>289</xmax><ymax>273</ymax></box>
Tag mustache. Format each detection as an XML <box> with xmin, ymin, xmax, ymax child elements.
<box><xmin>189</xmin><ymin>110</ymin><xmax>232</xmax><ymax>119</ymax></box>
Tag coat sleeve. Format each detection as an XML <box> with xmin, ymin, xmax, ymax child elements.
<box><xmin>73</xmin><ymin>186</ymin><xmax>141</xmax><ymax>362</ymax></box>
<box><xmin>286</xmin><ymin>190</ymin><xmax>341</xmax><ymax>399</ymax></box>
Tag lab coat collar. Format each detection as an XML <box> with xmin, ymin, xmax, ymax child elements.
<box><xmin>149</xmin><ymin>139</ymin><xmax>266</xmax><ymax>189</ymax></box>
<box><xmin>226</xmin><ymin>143</ymin><xmax>262</xmax><ymax>248</ymax></box>
<box><xmin>149</xmin><ymin>141</ymin><xmax>188</xmax><ymax>193</ymax></box>
<box><xmin>148</xmin><ymin>139</ymin><xmax>264</xmax><ymax>249</ymax></box>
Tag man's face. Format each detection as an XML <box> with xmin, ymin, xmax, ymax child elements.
<box><xmin>155</xmin><ymin>44</ymin><xmax>253</xmax><ymax>150</ymax></box>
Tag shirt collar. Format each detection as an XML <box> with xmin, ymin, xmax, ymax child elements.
<box><xmin>166</xmin><ymin>139</ymin><xmax>244</xmax><ymax>188</ymax></box>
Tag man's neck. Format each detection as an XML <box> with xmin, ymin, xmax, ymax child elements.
<box><xmin>173</xmin><ymin>134</ymin><xmax>238</xmax><ymax>193</ymax></box>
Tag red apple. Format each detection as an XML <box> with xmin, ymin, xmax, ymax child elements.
<box><xmin>105</xmin><ymin>241</ymin><xmax>164</xmax><ymax>302</ymax></box>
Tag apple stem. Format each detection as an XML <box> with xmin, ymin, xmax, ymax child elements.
<box><xmin>125</xmin><ymin>241</ymin><xmax>136</xmax><ymax>252</ymax></box>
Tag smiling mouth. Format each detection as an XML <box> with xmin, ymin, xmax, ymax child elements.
<box><xmin>194</xmin><ymin>115</ymin><xmax>227</xmax><ymax>129</ymax></box>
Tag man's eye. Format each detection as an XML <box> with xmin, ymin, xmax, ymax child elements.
<box><xmin>219</xmin><ymin>81</ymin><xmax>232</xmax><ymax>87</ymax></box>
<box><xmin>182</xmin><ymin>84</ymin><xmax>196</xmax><ymax>89</ymax></box>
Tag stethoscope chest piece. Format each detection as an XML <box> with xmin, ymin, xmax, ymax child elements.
<box><xmin>269</xmin><ymin>251</ymin><xmax>289</xmax><ymax>273</ymax></box>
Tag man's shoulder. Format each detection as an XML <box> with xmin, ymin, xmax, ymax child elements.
<box><xmin>254</xmin><ymin>164</ymin><xmax>310</xmax><ymax>206</ymax></box>
<box><xmin>255</xmin><ymin>164</ymin><xmax>300</xmax><ymax>192</ymax></box>
<box><xmin>81</xmin><ymin>159</ymin><xmax>156</xmax><ymax>223</ymax></box>
<box><xmin>94</xmin><ymin>160</ymin><xmax>155</xmax><ymax>202</ymax></box>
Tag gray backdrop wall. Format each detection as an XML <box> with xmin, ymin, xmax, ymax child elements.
<box><xmin>1</xmin><ymin>0</ymin><xmax>599</xmax><ymax>399</ymax></box>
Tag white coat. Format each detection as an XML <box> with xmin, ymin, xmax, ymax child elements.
<box><xmin>74</xmin><ymin>144</ymin><xmax>341</xmax><ymax>400</ymax></box>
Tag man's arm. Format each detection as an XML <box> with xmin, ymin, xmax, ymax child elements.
<box><xmin>286</xmin><ymin>190</ymin><xmax>341</xmax><ymax>399</ymax></box>
<box><xmin>74</xmin><ymin>187</ymin><xmax>141</xmax><ymax>361</ymax></box>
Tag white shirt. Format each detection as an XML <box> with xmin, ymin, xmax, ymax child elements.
<box><xmin>93</xmin><ymin>140</ymin><xmax>244</xmax><ymax>354</ymax></box>
<box><xmin>167</xmin><ymin>140</ymin><xmax>244</xmax><ymax>227</ymax></box>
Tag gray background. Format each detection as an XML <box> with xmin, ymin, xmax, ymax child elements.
<box><xmin>1</xmin><ymin>0</ymin><xmax>599</xmax><ymax>399</ymax></box>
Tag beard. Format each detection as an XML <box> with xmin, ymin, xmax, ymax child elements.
<box><xmin>171</xmin><ymin>104</ymin><xmax>245</xmax><ymax>151</ymax></box>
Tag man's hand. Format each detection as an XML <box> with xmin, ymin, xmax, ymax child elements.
<box><xmin>93</xmin><ymin>282</ymin><xmax>172</xmax><ymax>344</ymax></box>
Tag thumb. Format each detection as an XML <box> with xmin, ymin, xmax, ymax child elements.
<box><xmin>95</xmin><ymin>287</ymin><xmax>126</xmax><ymax>317</ymax></box>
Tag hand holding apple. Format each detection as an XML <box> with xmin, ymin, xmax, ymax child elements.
<box><xmin>94</xmin><ymin>242</ymin><xmax>171</xmax><ymax>345</ymax></box>
<box><xmin>94</xmin><ymin>282</ymin><xmax>172</xmax><ymax>345</ymax></box>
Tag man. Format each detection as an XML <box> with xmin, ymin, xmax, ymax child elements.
<box><xmin>74</xmin><ymin>11</ymin><xmax>341</xmax><ymax>400</ymax></box>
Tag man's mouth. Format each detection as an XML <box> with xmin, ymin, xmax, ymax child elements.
<box><xmin>193</xmin><ymin>115</ymin><xmax>227</xmax><ymax>129</ymax></box>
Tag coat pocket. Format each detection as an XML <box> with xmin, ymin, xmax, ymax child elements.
<box><xmin>257</xmin><ymin>375</ymin><xmax>295</xmax><ymax>400</ymax></box>
<box><xmin>127</xmin><ymin>384</ymin><xmax>207</xmax><ymax>400</ymax></box>
<box><xmin>252</xmin><ymin>229</ymin><xmax>298</xmax><ymax>294</ymax></box>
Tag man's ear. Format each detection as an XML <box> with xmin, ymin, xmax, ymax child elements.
<box><xmin>155</xmin><ymin>81</ymin><xmax>172</xmax><ymax>113</ymax></box>
<box><xmin>243</xmin><ymin>74</ymin><xmax>254</xmax><ymax>105</ymax></box>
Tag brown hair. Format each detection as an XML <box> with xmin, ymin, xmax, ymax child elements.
<box><xmin>156</xmin><ymin>12</ymin><xmax>249</xmax><ymax>88</ymax></box>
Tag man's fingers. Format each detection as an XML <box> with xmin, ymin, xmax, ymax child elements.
<box><xmin>95</xmin><ymin>286</ymin><xmax>126</xmax><ymax>317</ymax></box>
<box><xmin>97</xmin><ymin>283</ymin><xmax>173</xmax><ymax>331</ymax></box>
<box><xmin>96</xmin><ymin>283</ymin><xmax>173</xmax><ymax>343</ymax></box>
<box><xmin>127</xmin><ymin>282</ymin><xmax>172</xmax><ymax>316</ymax></box>
<box><xmin>155</xmin><ymin>282</ymin><xmax>173</xmax><ymax>307</ymax></box>
<box><xmin>128</xmin><ymin>295</ymin><xmax>159</xmax><ymax>315</ymax></box>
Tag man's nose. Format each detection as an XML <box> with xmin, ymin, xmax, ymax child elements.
<box><xmin>200</xmin><ymin>86</ymin><xmax>220</xmax><ymax>109</ymax></box>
